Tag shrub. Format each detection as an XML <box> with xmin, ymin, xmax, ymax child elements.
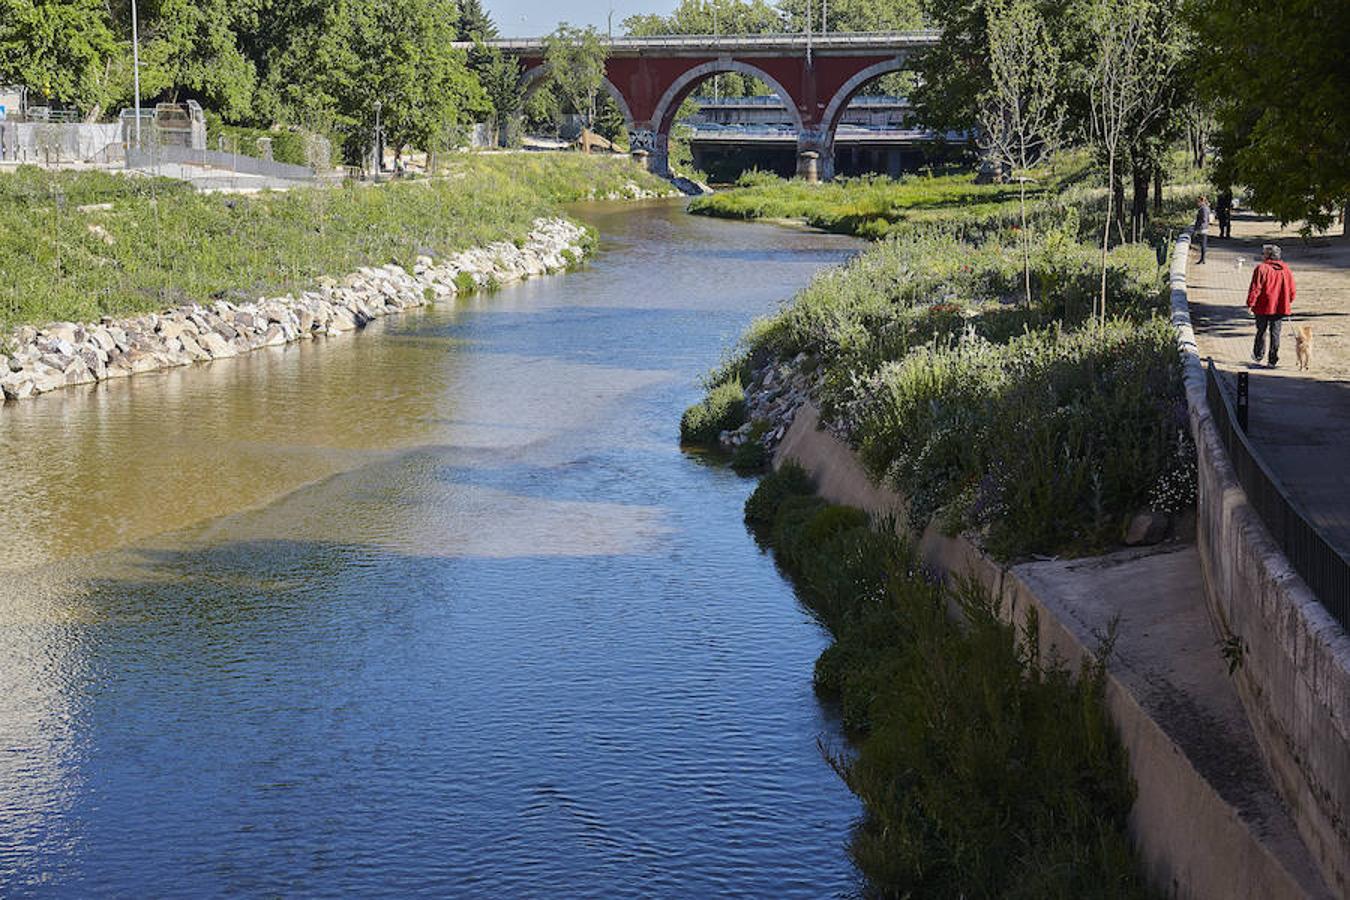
<box><xmin>679</xmin><ymin>380</ymin><xmax>747</xmax><ymax>445</ymax></box>
<box><xmin>751</xmin><ymin>492</ymin><xmax>1150</xmax><ymax>898</ymax></box>
<box><xmin>851</xmin><ymin>317</ymin><xmax>1188</xmax><ymax>558</ymax></box>
<box><xmin>744</xmin><ymin>461</ymin><xmax>814</xmax><ymax>525</ymax></box>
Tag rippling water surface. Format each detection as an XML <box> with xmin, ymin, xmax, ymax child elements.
<box><xmin>0</xmin><ymin>201</ymin><xmax>863</xmax><ymax>897</ymax></box>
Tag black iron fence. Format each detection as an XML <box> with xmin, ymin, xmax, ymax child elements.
<box><xmin>1206</xmin><ymin>359</ymin><xmax>1350</xmax><ymax>629</ymax></box>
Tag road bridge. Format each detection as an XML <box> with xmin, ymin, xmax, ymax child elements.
<box><xmin>456</xmin><ymin>32</ymin><xmax>941</xmax><ymax>180</ymax></box>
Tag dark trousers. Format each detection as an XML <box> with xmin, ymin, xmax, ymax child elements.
<box><xmin>1196</xmin><ymin>232</ymin><xmax>1208</xmax><ymax>262</ymax></box>
<box><xmin>1217</xmin><ymin>215</ymin><xmax>1231</xmax><ymax>238</ymax></box>
<box><xmin>1254</xmin><ymin>314</ymin><xmax>1284</xmax><ymax>365</ymax></box>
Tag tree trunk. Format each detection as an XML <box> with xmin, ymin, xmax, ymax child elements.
<box><xmin>1100</xmin><ymin>153</ymin><xmax>1114</xmax><ymax>323</ymax></box>
<box><xmin>1131</xmin><ymin>166</ymin><xmax>1150</xmax><ymax>241</ymax></box>
<box><xmin>1020</xmin><ymin>178</ymin><xmax>1031</xmax><ymax>307</ymax></box>
<box><xmin>1153</xmin><ymin>167</ymin><xmax>1164</xmax><ymax>215</ymax></box>
<box><xmin>1112</xmin><ymin>173</ymin><xmax>1126</xmax><ymax>241</ymax></box>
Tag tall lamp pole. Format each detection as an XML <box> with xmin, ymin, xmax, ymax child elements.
<box><xmin>373</xmin><ymin>100</ymin><xmax>382</xmax><ymax>176</ymax></box>
<box><xmin>131</xmin><ymin>0</ymin><xmax>142</xmax><ymax>149</ymax></box>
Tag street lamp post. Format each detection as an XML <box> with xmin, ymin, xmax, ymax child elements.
<box><xmin>131</xmin><ymin>0</ymin><xmax>142</xmax><ymax>149</ymax></box>
<box><xmin>373</xmin><ymin>100</ymin><xmax>382</xmax><ymax>177</ymax></box>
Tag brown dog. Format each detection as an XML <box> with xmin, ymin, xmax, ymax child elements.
<box><xmin>1295</xmin><ymin>324</ymin><xmax>1313</xmax><ymax>371</ymax></box>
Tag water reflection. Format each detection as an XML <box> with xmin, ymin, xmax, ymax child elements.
<box><xmin>0</xmin><ymin>201</ymin><xmax>863</xmax><ymax>896</ymax></box>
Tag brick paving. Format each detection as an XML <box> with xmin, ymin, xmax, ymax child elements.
<box><xmin>1185</xmin><ymin>212</ymin><xmax>1350</xmax><ymax>557</ymax></box>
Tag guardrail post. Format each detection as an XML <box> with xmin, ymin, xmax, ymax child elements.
<box><xmin>1236</xmin><ymin>371</ymin><xmax>1249</xmax><ymax>432</ymax></box>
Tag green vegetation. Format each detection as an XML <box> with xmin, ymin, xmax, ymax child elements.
<box><xmin>0</xmin><ymin>153</ymin><xmax>668</xmax><ymax>328</ymax></box>
<box><xmin>690</xmin><ymin>164</ymin><xmax>1088</xmax><ymax>239</ymax></box>
<box><xmin>1193</xmin><ymin>0</ymin><xmax>1350</xmax><ymax>234</ymax></box>
<box><xmin>745</xmin><ymin>466</ymin><xmax>1150</xmax><ymax>897</ymax></box>
<box><xmin>679</xmin><ymin>379</ymin><xmax>747</xmax><ymax>445</ymax></box>
<box><xmin>204</xmin><ymin>114</ymin><xmax>332</xmax><ymax>167</ymax></box>
<box><xmin>695</xmin><ymin>169</ymin><xmax>1196</xmax><ymax>559</ymax></box>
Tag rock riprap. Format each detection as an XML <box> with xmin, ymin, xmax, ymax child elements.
<box><xmin>0</xmin><ymin>218</ymin><xmax>588</xmax><ymax>403</ymax></box>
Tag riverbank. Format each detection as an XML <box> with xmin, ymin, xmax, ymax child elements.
<box><xmin>680</xmin><ymin>168</ymin><xmax>1225</xmax><ymax>892</ymax></box>
<box><xmin>1</xmin><ymin>217</ymin><xmax>588</xmax><ymax>401</ymax></box>
<box><xmin>0</xmin><ymin>153</ymin><xmax>676</xmax><ymax>402</ymax></box>
<box><xmin>0</xmin><ymin>153</ymin><xmax>675</xmax><ymax>329</ymax></box>
<box><xmin>688</xmin><ymin>164</ymin><xmax>1083</xmax><ymax>239</ymax></box>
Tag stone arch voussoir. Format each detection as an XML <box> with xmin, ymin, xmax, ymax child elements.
<box><xmin>820</xmin><ymin>54</ymin><xmax>910</xmax><ymax>141</ymax></box>
<box><xmin>651</xmin><ymin>59</ymin><xmax>805</xmax><ymax>136</ymax></box>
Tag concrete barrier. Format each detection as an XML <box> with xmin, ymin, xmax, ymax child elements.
<box><xmin>1172</xmin><ymin>231</ymin><xmax>1350</xmax><ymax>897</ymax></box>
<box><xmin>775</xmin><ymin>403</ymin><xmax>1334</xmax><ymax>898</ymax></box>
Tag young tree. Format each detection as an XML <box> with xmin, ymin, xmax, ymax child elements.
<box><xmin>544</xmin><ymin>24</ymin><xmax>607</xmax><ymax>152</ymax></box>
<box><xmin>977</xmin><ymin>0</ymin><xmax>1062</xmax><ymax>307</ymax></box>
<box><xmin>1086</xmin><ymin>0</ymin><xmax>1181</xmax><ymax>321</ymax></box>
<box><xmin>477</xmin><ymin>45</ymin><xmax>522</xmax><ymax>147</ymax></box>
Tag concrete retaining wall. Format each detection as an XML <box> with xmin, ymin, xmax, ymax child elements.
<box><xmin>1172</xmin><ymin>232</ymin><xmax>1350</xmax><ymax>896</ymax></box>
<box><xmin>775</xmin><ymin>403</ymin><xmax>1333</xmax><ymax>899</ymax></box>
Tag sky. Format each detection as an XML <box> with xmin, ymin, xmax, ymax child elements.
<box><xmin>490</xmin><ymin>0</ymin><xmax>675</xmax><ymax>37</ymax></box>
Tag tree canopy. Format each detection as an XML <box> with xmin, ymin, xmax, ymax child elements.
<box><xmin>1191</xmin><ymin>0</ymin><xmax>1350</xmax><ymax>233</ymax></box>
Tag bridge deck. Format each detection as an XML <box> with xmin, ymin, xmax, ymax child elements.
<box><xmin>452</xmin><ymin>31</ymin><xmax>940</xmax><ymax>55</ymax></box>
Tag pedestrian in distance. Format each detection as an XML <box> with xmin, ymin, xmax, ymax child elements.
<box><xmin>1216</xmin><ymin>189</ymin><xmax>1233</xmax><ymax>239</ymax></box>
<box><xmin>1194</xmin><ymin>195</ymin><xmax>1211</xmax><ymax>263</ymax></box>
<box><xmin>1246</xmin><ymin>244</ymin><xmax>1296</xmax><ymax>368</ymax></box>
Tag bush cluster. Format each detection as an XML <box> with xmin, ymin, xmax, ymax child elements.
<box><xmin>679</xmin><ymin>379</ymin><xmax>747</xmax><ymax>445</ymax></box>
<box><xmin>705</xmin><ymin>171</ymin><xmax>1196</xmax><ymax>560</ymax></box>
<box><xmin>744</xmin><ymin>466</ymin><xmax>1150</xmax><ymax>898</ymax></box>
<box><xmin>851</xmin><ymin>318</ymin><xmax>1191</xmax><ymax>557</ymax></box>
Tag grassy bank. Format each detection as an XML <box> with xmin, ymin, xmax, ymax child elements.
<box><xmin>689</xmin><ymin>168</ymin><xmax>1197</xmax><ymax>560</ymax></box>
<box><xmin>745</xmin><ymin>466</ymin><xmax>1151</xmax><ymax>897</ymax></box>
<box><xmin>688</xmin><ymin>162</ymin><xmax>1089</xmax><ymax>239</ymax></box>
<box><xmin>0</xmin><ymin>153</ymin><xmax>671</xmax><ymax>328</ymax></box>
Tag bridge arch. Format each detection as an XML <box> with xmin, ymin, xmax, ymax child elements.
<box><xmin>811</xmin><ymin>54</ymin><xmax>914</xmax><ymax>180</ymax></box>
<box><xmin>650</xmin><ymin>60</ymin><xmax>804</xmax><ymax>135</ymax></box>
<box><xmin>518</xmin><ymin>65</ymin><xmax>636</xmax><ymax>130</ymax></box>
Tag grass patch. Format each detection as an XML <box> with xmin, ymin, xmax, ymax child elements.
<box><xmin>0</xmin><ymin>153</ymin><xmax>671</xmax><ymax>329</ymax></box>
<box><xmin>690</xmin><ymin>158</ymin><xmax>1090</xmax><ymax>240</ymax></box>
<box><xmin>746</xmin><ymin>466</ymin><xmax>1152</xmax><ymax>898</ymax></box>
<box><xmin>679</xmin><ymin>379</ymin><xmax>747</xmax><ymax>445</ymax></box>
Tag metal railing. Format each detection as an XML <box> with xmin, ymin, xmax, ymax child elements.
<box><xmin>1206</xmin><ymin>359</ymin><xmax>1350</xmax><ymax>628</ymax></box>
<box><xmin>454</xmin><ymin>31</ymin><xmax>941</xmax><ymax>52</ymax></box>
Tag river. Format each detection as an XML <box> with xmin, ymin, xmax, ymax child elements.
<box><xmin>0</xmin><ymin>200</ymin><xmax>863</xmax><ymax>897</ymax></box>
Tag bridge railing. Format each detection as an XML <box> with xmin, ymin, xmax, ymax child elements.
<box><xmin>456</xmin><ymin>31</ymin><xmax>940</xmax><ymax>52</ymax></box>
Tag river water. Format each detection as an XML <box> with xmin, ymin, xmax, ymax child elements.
<box><xmin>0</xmin><ymin>201</ymin><xmax>863</xmax><ymax>897</ymax></box>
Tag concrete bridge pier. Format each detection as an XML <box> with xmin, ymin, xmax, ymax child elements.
<box><xmin>795</xmin><ymin>132</ymin><xmax>834</xmax><ymax>182</ymax></box>
<box><xmin>628</xmin><ymin>127</ymin><xmax>669</xmax><ymax>176</ymax></box>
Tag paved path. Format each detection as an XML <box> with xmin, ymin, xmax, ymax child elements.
<box><xmin>1186</xmin><ymin>212</ymin><xmax>1350</xmax><ymax>558</ymax></box>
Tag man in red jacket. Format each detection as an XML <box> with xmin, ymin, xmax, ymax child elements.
<box><xmin>1246</xmin><ymin>244</ymin><xmax>1297</xmax><ymax>367</ymax></box>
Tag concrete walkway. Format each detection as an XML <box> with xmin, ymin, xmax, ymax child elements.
<box><xmin>1185</xmin><ymin>213</ymin><xmax>1350</xmax><ymax>559</ymax></box>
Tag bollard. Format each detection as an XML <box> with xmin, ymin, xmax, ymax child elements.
<box><xmin>1236</xmin><ymin>371</ymin><xmax>1249</xmax><ymax>431</ymax></box>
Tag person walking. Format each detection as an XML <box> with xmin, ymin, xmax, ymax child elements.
<box><xmin>1246</xmin><ymin>244</ymin><xmax>1296</xmax><ymax>367</ymax></box>
<box><xmin>1194</xmin><ymin>195</ymin><xmax>1211</xmax><ymax>263</ymax></box>
<box><xmin>1216</xmin><ymin>189</ymin><xmax>1233</xmax><ymax>239</ymax></box>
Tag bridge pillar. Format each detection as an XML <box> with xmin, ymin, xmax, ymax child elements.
<box><xmin>796</xmin><ymin>131</ymin><xmax>834</xmax><ymax>182</ymax></box>
<box><xmin>628</xmin><ymin>127</ymin><xmax>669</xmax><ymax>177</ymax></box>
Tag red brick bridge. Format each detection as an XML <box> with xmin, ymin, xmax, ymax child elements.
<box><xmin>465</xmin><ymin>33</ymin><xmax>941</xmax><ymax>180</ymax></box>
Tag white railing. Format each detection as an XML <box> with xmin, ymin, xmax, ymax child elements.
<box><xmin>453</xmin><ymin>31</ymin><xmax>941</xmax><ymax>52</ymax></box>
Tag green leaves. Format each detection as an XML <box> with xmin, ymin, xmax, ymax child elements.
<box><xmin>1194</xmin><ymin>0</ymin><xmax>1350</xmax><ymax>233</ymax></box>
<box><xmin>543</xmin><ymin>23</ymin><xmax>607</xmax><ymax>134</ymax></box>
<box><xmin>0</xmin><ymin>0</ymin><xmax>118</xmax><ymax>112</ymax></box>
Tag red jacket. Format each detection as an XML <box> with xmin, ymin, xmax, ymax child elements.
<box><xmin>1246</xmin><ymin>260</ymin><xmax>1296</xmax><ymax>316</ymax></box>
